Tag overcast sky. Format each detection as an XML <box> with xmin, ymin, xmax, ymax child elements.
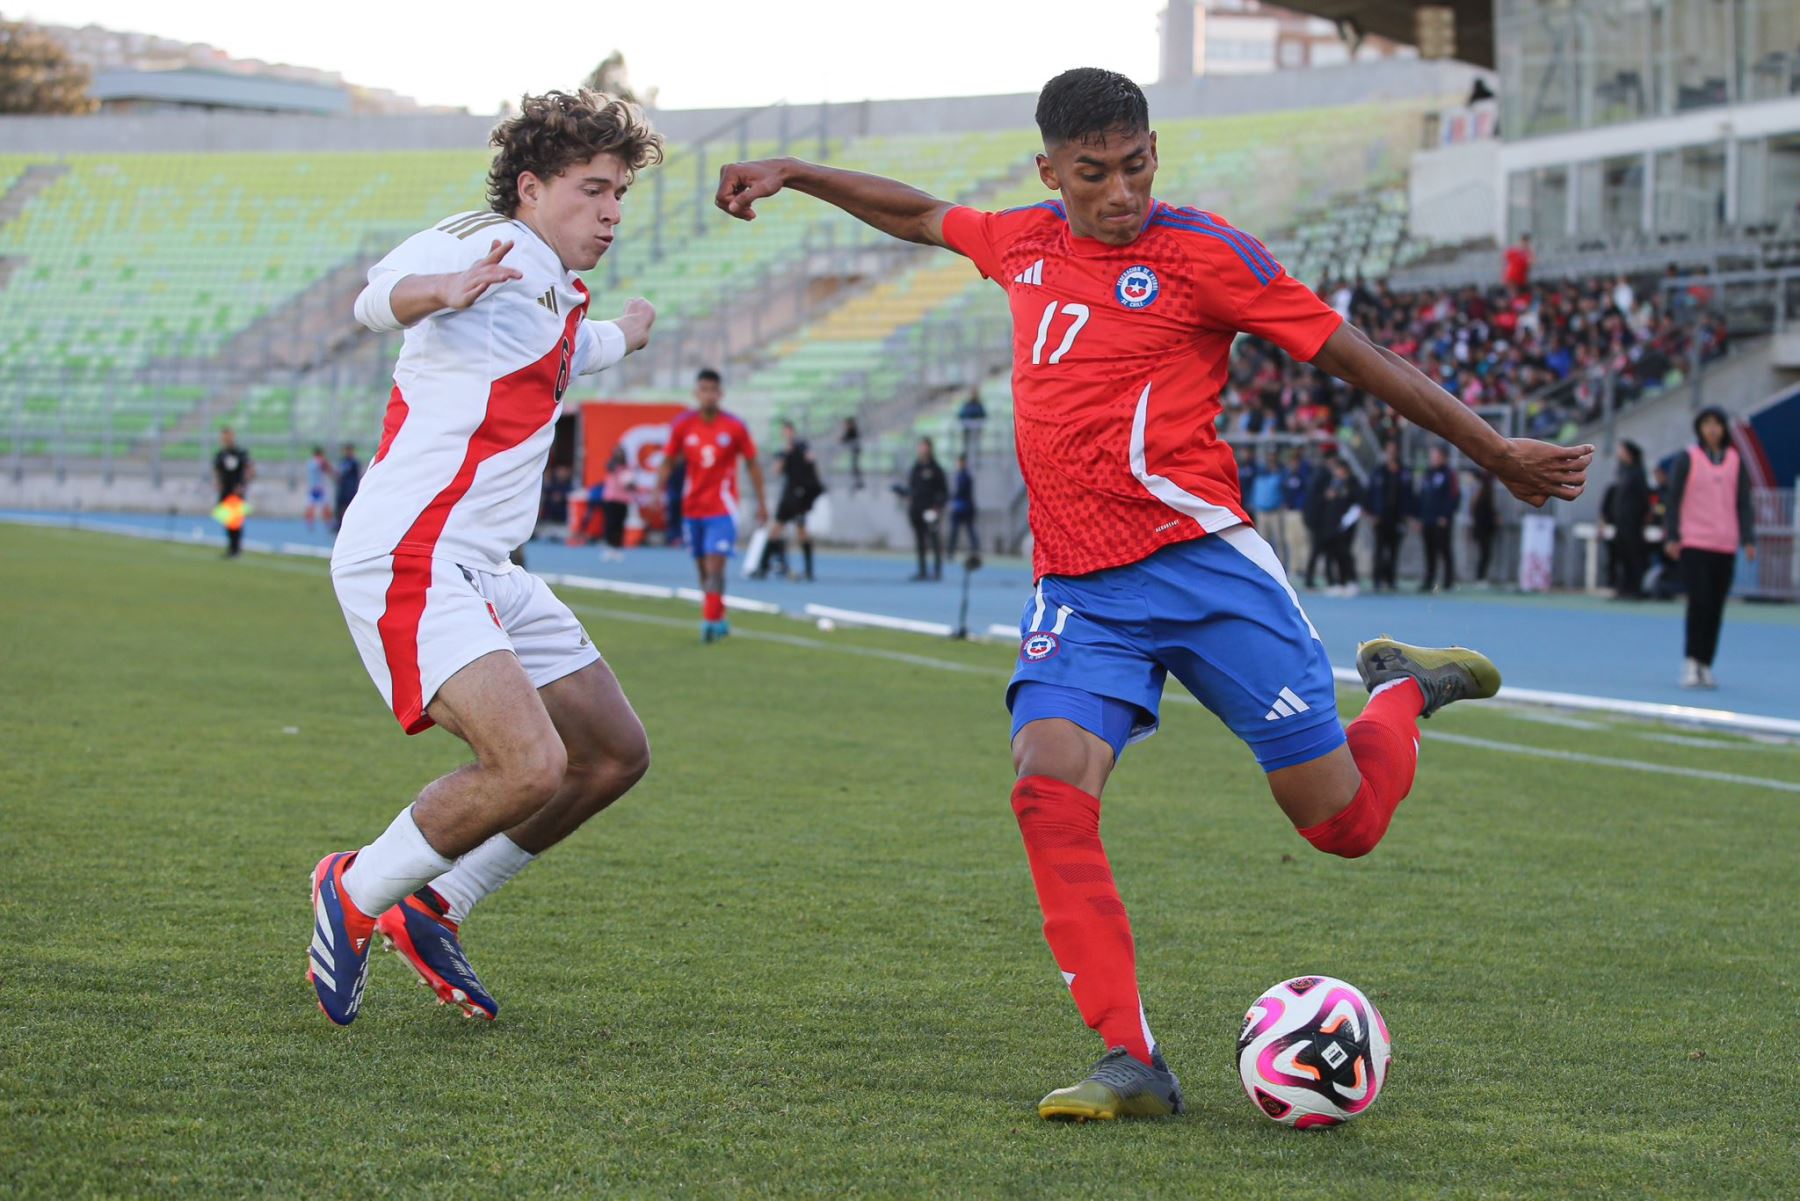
<box><xmin>19</xmin><ymin>0</ymin><xmax>1168</xmax><ymax>113</ymax></box>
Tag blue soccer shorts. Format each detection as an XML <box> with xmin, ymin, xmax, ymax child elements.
<box><xmin>686</xmin><ymin>514</ymin><xmax>738</xmax><ymax>559</ymax></box>
<box><xmin>1007</xmin><ymin>525</ymin><xmax>1346</xmax><ymax>772</ymax></box>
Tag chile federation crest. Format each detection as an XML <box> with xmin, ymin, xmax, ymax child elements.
<box><xmin>1115</xmin><ymin>265</ymin><xmax>1160</xmax><ymax>310</ymax></box>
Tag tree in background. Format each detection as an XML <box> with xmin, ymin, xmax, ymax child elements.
<box><xmin>0</xmin><ymin>19</ymin><xmax>96</xmax><ymax>115</ymax></box>
<box><xmin>583</xmin><ymin>51</ymin><xmax>656</xmax><ymax>108</ymax></box>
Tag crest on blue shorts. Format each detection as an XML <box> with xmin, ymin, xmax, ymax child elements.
<box><xmin>1115</xmin><ymin>265</ymin><xmax>1159</xmax><ymax>309</ymax></box>
<box><xmin>1020</xmin><ymin>631</ymin><xmax>1061</xmax><ymax>662</ymax></box>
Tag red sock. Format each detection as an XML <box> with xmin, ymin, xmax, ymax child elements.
<box><xmin>702</xmin><ymin>591</ymin><xmax>725</xmax><ymax>622</ymax></box>
<box><xmin>1011</xmin><ymin>776</ymin><xmax>1155</xmax><ymax>1065</ymax></box>
<box><xmin>1300</xmin><ymin>678</ymin><xmax>1424</xmax><ymax>858</ymax></box>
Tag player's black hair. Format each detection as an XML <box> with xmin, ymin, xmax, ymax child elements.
<box><xmin>696</xmin><ymin>367</ymin><xmax>722</xmax><ymax>385</ymax></box>
<box><xmin>1035</xmin><ymin>68</ymin><xmax>1149</xmax><ymax>146</ymax></box>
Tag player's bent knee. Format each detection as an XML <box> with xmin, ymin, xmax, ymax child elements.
<box><xmin>615</xmin><ymin>732</ymin><xmax>651</xmax><ymax>789</ymax></box>
<box><xmin>503</xmin><ymin>739</ymin><xmax>568</xmax><ymax>811</ymax></box>
<box><xmin>587</xmin><ymin>732</ymin><xmax>651</xmax><ymax>800</ymax></box>
<box><xmin>1296</xmin><ymin>798</ymin><xmax>1390</xmax><ymax>859</ymax></box>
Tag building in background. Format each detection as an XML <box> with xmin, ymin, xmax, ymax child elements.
<box><xmin>1159</xmin><ymin>0</ymin><xmax>1414</xmax><ymax>82</ymax></box>
<box><xmin>1493</xmin><ymin>0</ymin><xmax>1800</xmax><ymax>245</ymax></box>
<box><xmin>37</xmin><ymin>20</ymin><xmax>453</xmax><ymax>115</ymax></box>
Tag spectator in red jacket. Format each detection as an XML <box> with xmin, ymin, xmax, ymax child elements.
<box><xmin>1504</xmin><ymin>233</ymin><xmax>1533</xmax><ymax>289</ymax></box>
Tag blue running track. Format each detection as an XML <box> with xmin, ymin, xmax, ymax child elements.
<box><xmin>9</xmin><ymin>508</ymin><xmax>1799</xmax><ymax>726</ymax></box>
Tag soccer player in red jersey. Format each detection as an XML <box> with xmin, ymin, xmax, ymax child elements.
<box><xmin>657</xmin><ymin>367</ymin><xmax>768</xmax><ymax>642</ymax></box>
<box><xmin>716</xmin><ymin>69</ymin><xmax>1592</xmax><ymax>1119</ymax></box>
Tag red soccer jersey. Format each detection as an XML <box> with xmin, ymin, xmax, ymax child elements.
<box><xmin>941</xmin><ymin>199</ymin><xmax>1342</xmax><ymax>579</ymax></box>
<box><xmin>663</xmin><ymin>409</ymin><xmax>757</xmax><ymax>519</ymax></box>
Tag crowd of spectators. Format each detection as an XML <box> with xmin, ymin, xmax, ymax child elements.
<box><xmin>1219</xmin><ymin>267</ymin><xmax>1730</xmax><ymax>449</ymax></box>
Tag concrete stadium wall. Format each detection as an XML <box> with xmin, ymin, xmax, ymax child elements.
<box><xmin>1409</xmin><ymin>139</ymin><xmax>1500</xmax><ymax>243</ymax></box>
<box><xmin>0</xmin><ymin>464</ymin><xmax>277</xmax><ymax>517</ymax></box>
<box><xmin>0</xmin><ymin>60</ymin><xmax>1480</xmax><ymax>154</ymax></box>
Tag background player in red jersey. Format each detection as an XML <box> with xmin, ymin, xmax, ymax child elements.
<box><xmin>716</xmin><ymin>68</ymin><xmax>1592</xmax><ymax>1120</ymax></box>
<box><xmin>657</xmin><ymin>367</ymin><xmax>768</xmax><ymax>642</ymax></box>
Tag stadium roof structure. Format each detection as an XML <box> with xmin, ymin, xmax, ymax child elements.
<box><xmin>89</xmin><ymin>67</ymin><xmax>351</xmax><ymax>115</ymax></box>
<box><xmin>1272</xmin><ymin>0</ymin><xmax>1494</xmax><ymax>69</ymax></box>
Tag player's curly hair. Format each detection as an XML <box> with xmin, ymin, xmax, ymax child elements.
<box><xmin>1035</xmin><ymin>68</ymin><xmax>1149</xmax><ymax>146</ymax></box>
<box><xmin>487</xmin><ymin>89</ymin><xmax>665</xmax><ymax>216</ymax></box>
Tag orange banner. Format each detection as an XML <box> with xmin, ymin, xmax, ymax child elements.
<box><xmin>581</xmin><ymin>401</ymin><xmax>689</xmax><ymax>491</ymax></box>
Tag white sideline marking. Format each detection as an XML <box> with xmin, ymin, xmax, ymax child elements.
<box><xmin>803</xmin><ymin>602</ymin><xmax>954</xmax><ymax>637</ymax></box>
<box><xmin>1483</xmin><ymin>708</ymin><xmax>1611</xmax><ymax>732</ymax></box>
<box><xmin>1636</xmin><ymin>731</ymin><xmax>1793</xmax><ymax>752</ymax></box>
<box><xmin>675</xmin><ymin>587</ymin><xmax>783</xmax><ymax>615</ymax></box>
<box><xmin>1422</xmin><ymin>732</ymin><xmax>1800</xmax><ymax>796</ymax></box>
<box><xmin>987</xmin><ymin>622</ymin><xmax>1020</xmax><ymax>641</ymax></box>
<box><xmin>565</xmin><ymin>600</ymin><xmax>994</xmax><ymax>675</ymax></box>
<box><xmin>536</xmin><ymin>572</ymin><xmax>675</xmax><ymax>600</ymax></box>
<box><xmin>539</xmin><ymin>573</ymin><xmax>785</xmax><ymax>614</ymax></box>
<box><xmin>1326</xmin><ymin>667</ymin><xmax>1800</xmax><ymax>740</ymax></box>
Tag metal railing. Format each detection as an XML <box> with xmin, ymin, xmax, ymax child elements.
<box><xmin>1745</xmin><ymin>487</ymin><xmax>1798</xmax><ymax>602</ymax></box>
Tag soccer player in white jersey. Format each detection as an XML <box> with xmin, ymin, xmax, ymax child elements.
<box><xmin>310</xmin><ymin>91</ymin><xmax>663</xmax><ymax>1026</ymax></box>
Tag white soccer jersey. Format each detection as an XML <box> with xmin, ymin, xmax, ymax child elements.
<box><xmin>333</xmin><ymin>211</ymin><xmax>628</xmax><ymax>573</ymax></box>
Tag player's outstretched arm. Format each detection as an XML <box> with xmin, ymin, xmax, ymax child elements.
<box><xmin>715</xmin><ymin>158</ymin><xmax>953</xmax><ymax>248</ymax></box>
<box><xmin>1310</xmin><ymin>323</ymin><xmax>1594</xmax><ymax>508</ymax></box>
<box><xmin>358</xmin><ymin>239</ymin><xmax>525</xmax><ymax>331</ymax></box>
<box><xmin>612</xmin><ymin>298</ymin><xmax>655</xmax><ymax>353</ymax></box>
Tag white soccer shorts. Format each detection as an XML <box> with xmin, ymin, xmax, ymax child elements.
<box><xmin>332</xmin><ymin>555</ymin><xmax>601</xmax><ymax>734</ymax></box>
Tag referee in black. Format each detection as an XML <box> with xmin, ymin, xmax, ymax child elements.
<box><xmin>212</xmin><ymin>426</ymin><xmax>254</xmax><ymax>558</ymax></box>
<box><xmin>755</xmin><ymin>421</ymin><xmax>825</xmax><ymax>580</ymax></box>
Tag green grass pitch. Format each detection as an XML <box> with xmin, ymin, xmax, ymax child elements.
<box><xmin>4</xmin><ymin>524</ymin><xmax>1798</xmax><ymax>1198</ymax></box>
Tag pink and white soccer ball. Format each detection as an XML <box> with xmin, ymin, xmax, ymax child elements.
<box><xmin>1236</xmin><ymin>975</ymin><xmax>1392</xmax><ymax>1129</ymax></box>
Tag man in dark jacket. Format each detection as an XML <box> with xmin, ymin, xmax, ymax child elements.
<box><xmin>1302</xmin><ymin>458</ymin><xmax>1335</xmax><ymax>588</ymax></box>
<box><xmin>333</xmin><ymin>443</ymin><xmax>361</xmax><ymax>534</ymax></box>
<box><xmin>947</xmin><ymin>453</ymin><xmax>979</xmax><ymax>559</ymax></box>
<box><xmin>756</xmin><ymin>421</ymin><xmax>827</xmax><ymax>580</ymax></box>
<box><xmin>1279</xmin><ymin>446</ymin><xmax>1312</xmax><ymax>574</ymax></box>
<box><xmin>1417</xmin><ymin>445</ymin><xmax>1461</xmax><ymax>591</ymax></box>
<box><xmin>1365</xmin><ymin>442</ymin><xmax>1414</xmax><ymax>591</ymax></box>
<box><xmin>1321</xmin><ymin>456</ymin><xmax>1360</xmax><ymax>593</ymax></box>
<box><xmin>212</xmin><ymin>426</ymin><xmax>254</xmax><ymax>558</ymax></box>
<box><xmin>1609</xmin><ymin>440</ymin><xmax>1650</xmax><ymax>598</ymax></box>
<box><xmin>906</xmin><ymin>437</ymin><xmax>949</xmax><ymax>581</ymax></box>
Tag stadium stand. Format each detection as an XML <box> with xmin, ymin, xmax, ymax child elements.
<box><xmin>0</xmin><ymin>128</ymin><xmax>1049</xmax><ymax>462</ymax></box>
<box><xmin>1219</xmin><ymin>269</ymin><xmax>1732</xmax><ymax>454</ymax></box>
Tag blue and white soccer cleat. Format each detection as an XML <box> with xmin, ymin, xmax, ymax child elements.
<box><xmin>375</xmin><ymin>888</ymin><xmax>498</xmax><ymax>1021</ymax></box>
<box><xmin>308</xmin><ymin>851</ymin><xmax>375</xmax><ymax>1026</ymax></box>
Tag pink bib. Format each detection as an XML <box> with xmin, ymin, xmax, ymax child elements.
<box><xmin>1682</xmin><ymin>444</ymin><xmax>1740</xmax><ymax>554</ymax></box>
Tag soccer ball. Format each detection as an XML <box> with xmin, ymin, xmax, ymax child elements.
<box><xmin>1236</xmin><ymin>975</ymin><xmax>1391</xmax><ymax>1129</ymax></box>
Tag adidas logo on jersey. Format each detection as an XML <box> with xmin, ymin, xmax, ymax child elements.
<box><xmin>535</xmin><ymin>289</ymin><xmax>560</xmax><ymax>315</ymax></box>
<box><xmin>1263</xmin><ymin>687</ymin><xmax>1311</xmax><ymax>722</ymax></box>
<box><xmin>1012</xmin><ymin>259</ymin><xmax>1044</xmax><ymax>286</ymax></box>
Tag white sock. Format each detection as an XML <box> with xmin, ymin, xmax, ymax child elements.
<box><xmin>340</xmin><ymin>805</ymin><xmax>454</xmax><ymax>918</ymax></box>
<box><xmin>428</xmin><ymin>833</ymin><xmax>535</xmax><ymax>924</ymax></box>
